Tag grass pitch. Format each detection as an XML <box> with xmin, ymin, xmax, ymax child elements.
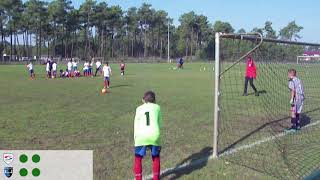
<box><xmin>0</xmin><ymin>63</ymin><xmax>319</xmax><ymax>179</ymax></box>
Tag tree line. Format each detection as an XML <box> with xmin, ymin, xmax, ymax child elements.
<box><xmin>0</xmin><ymin>0</ymin><xmax>305</xmax><ymax>61</ymax></box>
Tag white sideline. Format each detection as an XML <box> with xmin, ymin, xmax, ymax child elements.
<box><xmin>142</xmin><ymin>120</ymin><xmax>320</xmax><ymax>180</ymax></box>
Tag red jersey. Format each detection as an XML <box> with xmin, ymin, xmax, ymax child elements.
<box><xmin>245</xmin><ymin>59</ymin><xmax>257</xmax><ymax>78</ymax></box>
<box><xmin>120</xmin><ymin>63</ymin><xmax>125</xmax><ymax>69</ymax></box>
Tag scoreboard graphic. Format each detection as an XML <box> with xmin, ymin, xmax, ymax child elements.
<box><xmin>1</xmin><ymin>150</ymin><xmax>93</xmax><ymax>180</ymax></box>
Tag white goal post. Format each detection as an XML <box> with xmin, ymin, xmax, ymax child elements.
<box><xmin>297</xmin><ymin>55</ymin><xmax>320</xmax><ymax>64</ymax></box>
<box><xmin>213</xmin><ymin>32</ymin><xmax>263</xmax><ymax>158</ymax></box>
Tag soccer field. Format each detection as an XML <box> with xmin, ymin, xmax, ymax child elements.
<box><xmin>0</xmin><ymin>63</ymin><xmax>319</xmax><ymax>179</ymax></box>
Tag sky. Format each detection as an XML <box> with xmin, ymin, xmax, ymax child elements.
<box><xmin>42</xmin><ymin>0</ymin><xmax>320</xmax><ymax>43</ymax></box>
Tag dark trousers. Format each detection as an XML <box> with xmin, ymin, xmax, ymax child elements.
<box><xmin>95</xmin><ymin>68</ymin><xmax>100</xmax><ymax>76</ymax></box>
<box><xmin>291</xmin><ymin>114</ymin><xmax>300</xmax><ymax>128</ymax></box>
<box><xmin>244</xmin><ymin>77</ymin><xmax>257</xmax><ymax>94</ymax></box>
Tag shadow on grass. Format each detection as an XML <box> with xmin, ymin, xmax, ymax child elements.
<box><xmin>300</xmin><ymin>114</ymin><xmax>311</xmax><ymax>127</ymax></box>
<box><xmin>159</xmin><ymin>110</ymin><xmax>317</xmax><ymax>179</ymax></box>
<box><xmin>161</xmin><ymin>147</ymin><xmax>212</xmax><ymax>179</ymax></box>
<box><xmin>247</xmin><ymin>90</ymin><xmax>267</xmax><ymax>96</ymax></box>
<box><xmin>221</xmin><ymin>107</ymin><xmax>320</xmax><ymax>179</ymax></box>
<box><xmin>110</xmin><ymin>84</ymin><xmax>130</xmax><ymax>88</ymax></box>
<box><xmin>219</xmin><ymin>108</ymin><xmax>318</xmax><ymax>155</ymax></box>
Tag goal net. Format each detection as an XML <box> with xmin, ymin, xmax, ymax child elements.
<box><xmin>214</xmin><ymin>33</ymin><xmax>320</xmax><ymax>179</ymax></box>
<box><xmin>297</xmin><ymin>55</ymin><xmax>320</xmax><ymax>64</ymax></box>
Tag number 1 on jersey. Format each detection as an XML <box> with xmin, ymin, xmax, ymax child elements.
<box><xmin>145</xmin><ymin>112</ymin><xmax>150</xmax><ymax>126</ymax></box>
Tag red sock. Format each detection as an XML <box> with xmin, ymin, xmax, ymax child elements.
<box><xmin>152</xmin><ymin>156</ymin><xmax>160</xmax><ymax>180</ymax></box>
<box><xmin>104</xmin><ymin>81</ymin><xmax>107</xmax><ymax>88</ymax></box>
<box><xmin>134</xmin><ymin>155</ymin><xmax>142</xmax><ymax>180</ymax></box>
<box><xmin>107</xmin><ymin>81</ymin><xmax>110</xmax><ymax>87</ymax></box>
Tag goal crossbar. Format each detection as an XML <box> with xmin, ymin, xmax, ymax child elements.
<box><xmin>220</xmin><ymin>33</ymin><xmax>320</xmax><ymax>47</ymax></box>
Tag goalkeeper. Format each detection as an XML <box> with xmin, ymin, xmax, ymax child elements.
<box><xmin>288</xmin><ymin>69</ymin><xmax>305</xmax><ymax>131</ymax></box>
<box><xmin>133</xmin><ymin>91</ymin><xmax>162</xmax><ymax>180</ymax></box>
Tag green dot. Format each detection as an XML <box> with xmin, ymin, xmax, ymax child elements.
<box><xmin>32</xmin><ymin>168</ymin><xmax>40</xmax><ymax>177</ymax></box>
<box><xmin>19</xmin><ymin>168</ymin><xmax>28</xmax><ymax>176</ymax></box>
<box><xmin>32</xmin><ymin>154</ymin><xmax>40</xmax><ymax>163</ymax></box>
<box><xmin>20</xmin><ymin>154</ymin><xmax>28</xmax><ymax>163</ymax></box>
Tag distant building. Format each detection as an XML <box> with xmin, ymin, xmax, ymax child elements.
<box><xmin>303</xmin><ymin>51</ymin><xmax>320</xmax><ymax>57</ymax></box>
<box><xmin>298</xmin><ymin>51</ymin><xmax>320</xmax><ymax>63</ymax></box>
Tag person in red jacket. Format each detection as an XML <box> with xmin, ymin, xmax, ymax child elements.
<box><xmin>243</xmin><ymin>56</ymin><xmax>259</xmax><ymax>96</ymax></box>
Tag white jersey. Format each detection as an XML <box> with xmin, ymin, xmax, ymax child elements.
<box><xmin>46</xmin><ymin>63</ymin><xmax>50</xmax><ymax>71</ymax></box>
<box><xmin>72</xmin><ymin>62</ymin><xmax>77</xmax><ymax>67</ymax></box>
<box><xmin>52</xmin><ymin>63</ymin><xmax>57</xmax><ymax>71</ymax></box>
<box><xmin>83</xmin><ymin>62</ymin><xmax>89</xmax><ymax>70</ymax></box>
<box><xmin>67</xmin><ymin>62</ymin><xmax>72</xmax><ymax>70</ymax></box>
<box><xmin>27</xmin><ymin>63</ymin><xmax>33</xmax><ymax>70</ymax></box>
<box><xmin>103</xmin><ymin>65</ymin><xmax>112</xmax><ymax>77</ymax></box>
<box><xmin>90</xmin><ymin>62</ymin><xmax>93</xmax><ymax>67</ymax></box>
<box><xmin>96</xmin><ymin>61</ymin><xmax>101</xmax><ymax>68</ymax></box>
<box><xmin>289</xmin><ymin>77</ymin><xmax>305</xmax><ymax>101</ymax></box>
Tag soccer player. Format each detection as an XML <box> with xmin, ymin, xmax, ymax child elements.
<box><xmin>83</xmin><ymin>61</ymin><xmax>89</xmax><ymax>77</ymax></box>
<box><xmin>102</xmin><ymin>62</ymin><xmax>112</xmax><ymax>89</ymax></box>
<box><xmin>120</xmin><ymin>61</ymin><xmax>125</xmax><ymax>75</ymax></box>
<box><xmin>72</xmin><ymin>60</ymin><xmax>78</xmax><ymax>71</ymax></box>
<box><xmin>46</xmin><ymin>60</ymin><xmax>50</xmax><ymax>78</ymax></box>
<box><xmin>49</xmin><ymin>60</ymin><xmax>53</xmax><ymax>77</ymax></box>
<box><xmin>133</xmin><ymin>91</ymin><xmax>162</xmax><ymax>180</ymax></box>
<box><xmin>178</xmin><ymin>57</ymin><xmax>184</xmax><ymax>69</ymax></box>
<box><xmin>176</xmin><ymin>58</ymin><xmax>180</xmax><ymax>69</ymax></box>
<box><xmin>287</xmin><ymin>69</ymin><xmax>305</xmax><ymax>131</ymax></box>
<box><xmin>95</xmin><ymin>60</ymin><xmax>102</xmax><ymax>76</ymax></box>
<box><xmin>243</xmin><ymin>56</ymin><xmax>259</xmax><ymax>96</ymax></box>
<box><xmin>67</xmin><ymin>60</ymin><xmax>73</xmax><ymax>78</ymax></box>
<box><xmin>74</xmin><ymin>70</ymin><xmax>81</xmax><ymax>77</ymax></box>
<box><xmin>26</xmin><ymin>62</ymin><xmax>35</xmax><ymax>79</ymax></box>
<box><xmin>64</xmin><ymin>68</ymin><xmax>69</xmax><ymax>78</ymax></box>
<box><xmin>59</xmin><ymin>69</ymin><xmax>64</xmax><ymax>78</ymax></box>
<box><xmin>89</xmin><ymin>61</ymin><xmax>94</xmax><ymax>77</ymax></box>
<box><xmin>52</xmin><ymin>61</ymin><xmax>57</xmax><ymax>78</ymax></box>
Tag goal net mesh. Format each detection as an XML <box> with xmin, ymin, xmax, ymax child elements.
<box><xmin>297</xmin><ymin>55</ymin><xmax>320</xmax><ymax>64</ymax></box>
<box><xmin>217</xmin><ymin>34</ymin><xmax>320</xmax><ymax>179</ymax></box>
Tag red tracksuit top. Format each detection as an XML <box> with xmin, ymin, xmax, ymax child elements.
<box><xmin>245</xmin><ymin>59</ymin><xmax>257</xmax><ymax>78</ymax></box>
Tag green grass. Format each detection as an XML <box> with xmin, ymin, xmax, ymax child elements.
<box><xmin>0</xmin><ymin>62</ymin><xmax>319</xmax><ymax>179</ymax></box>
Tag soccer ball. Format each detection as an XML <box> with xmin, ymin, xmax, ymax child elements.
<box><xmin>101</xmin><ymin>88</ymin><xmax>107</xmax><ymax>94</ymax></box>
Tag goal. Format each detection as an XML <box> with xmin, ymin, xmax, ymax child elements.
<box><xmin>213</xmin><ymin>32</ymin><xmax>320</xmax><ymax>179</ymax></box>
<box><xmin>297</xmin><ymin>55</ymin><xmax>320</xmax><ymax>64</ymax></box>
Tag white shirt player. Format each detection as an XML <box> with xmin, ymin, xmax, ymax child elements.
<box><xmin>52</xmin><ymin>63</ymin><xmax>57</xmax><ymax>71</ymax></box>
<box><xmin>96</xmin><ymin>61</ymin><xmax>101</xmax><ymax>68</ymax></box>
<box><xmin>46</xmin><ymin>62</ymin><xmax>50</xmax><ymax>72</ymax></box>
<box><xmin>72</xmin><ymin>61</ymin><xmax>77</xmax><ymax>67</ymax></box>
<box><xmin>27</xmin><ymin>63</ymin><xmax>33</xmax><ymax>70</ymax></box>
<box><xmin>83</xmin><ymin>62</ymin><xmax>89</xmax><ymax>70</ymax></box>
<box><xmin>67</xmin><ymin>62</ymin><xmax>72</xmax><ymax>71</ymax></box>
<box><xmin>103</xmin><ymin>65</ymin><xmax>112</xmax><ymax>77</ymax></box>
